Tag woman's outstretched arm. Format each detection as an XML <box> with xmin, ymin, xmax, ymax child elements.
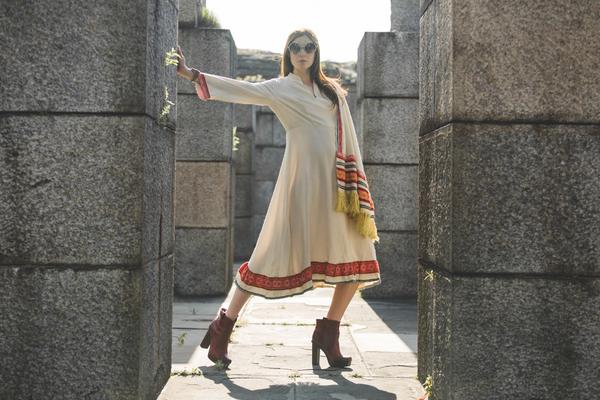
<box><xmin>176</xmin><ymin>45</ymin><xmax>278</xmax><ymax>107</ymax></box>
<box><xmin>192</xmin><ymin>70</ymin><xmax>278</xmax><ymax>107</ymax></box>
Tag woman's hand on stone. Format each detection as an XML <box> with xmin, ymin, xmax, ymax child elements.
<box><xmin>176</xmin><ymin>45</ymin><xmax>189</xmax><ymax>77</ymax></box>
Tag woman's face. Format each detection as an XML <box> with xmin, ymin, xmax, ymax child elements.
<box><xmin>288</xmin><ymin>35</ymin><xmax>317</xmax><ymax>74</ymax></box>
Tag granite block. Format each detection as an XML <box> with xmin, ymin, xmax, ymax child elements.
<box><xmin>174</xmin><ymin>227</ymin><xmax>230</xmax><ymax>295</ymax></box>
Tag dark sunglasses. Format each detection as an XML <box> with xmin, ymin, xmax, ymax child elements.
<box><xmin>288</xmin><ymin>42</ymin><xmax>318</xmax><ymax>55</ymax></box>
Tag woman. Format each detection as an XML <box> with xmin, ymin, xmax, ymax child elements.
<box><xmin>176</xmin><ymin>28</ymin><xmax>381</xmax><ymax>369</ymax></box>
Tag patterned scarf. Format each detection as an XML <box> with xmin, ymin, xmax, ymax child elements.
<box><xmin>334</xmin><ymin>93</ymin><xmax>380</xmax><ymax>244</ymax></box>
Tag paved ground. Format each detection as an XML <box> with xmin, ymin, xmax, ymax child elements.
<box><xmin>159</xmin><ymin>264</ymin><xmax>426</xmax><ymax>400</ymax></box>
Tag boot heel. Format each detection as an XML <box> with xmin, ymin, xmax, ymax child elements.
<box><xmin>200</xmin><ymin>329</ymin><xmax>211</xmax><ymax>348</ymax></box>
<box><xmin>312</xmin><ymin>342</ymin><xmax>320</xmax><ymax>366</ymax></box>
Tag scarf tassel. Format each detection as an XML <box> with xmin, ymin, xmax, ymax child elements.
<box><xmin>335</xmin><ymin>187</ymin><xmax>380</xmax><ymax>244</ymax></box>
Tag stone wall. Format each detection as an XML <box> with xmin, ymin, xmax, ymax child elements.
<box><xmin>175</xmin><ymin>28</ymin><xmax>236</xmax><ymax>296</ymax></box>
<box><xmin>0</xmin><ymin>1</ymin><xmax>177</xmax><ymax>398</ymax></box>
<box><xmin>358</xmin><ymin>1</ymin><xmax>420</xmax><ymax>298</ymax></box>
<box><xmin>417</xmin><ymin>0</ymin><xmax>600</xmax><ymax>398</ymax></box>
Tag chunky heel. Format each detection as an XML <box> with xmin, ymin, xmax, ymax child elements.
<box><xmin>311</xmin><ymin>317</ymin><xmax>352</xmax><ymax>368</ymax></box>
<box><xmin>312</xmin><ymin>342</ymin><xmax>320</xmax><ymax>366</ymax></box>
<box><xmin>200</xmin><ymin>308</ymin><xmax>237</xmax><ymax>368</ymax></box>
<box><xmin>200</xmin><ymin>329</ymin><xmax>211</xmax><ymax>348</ymax></box>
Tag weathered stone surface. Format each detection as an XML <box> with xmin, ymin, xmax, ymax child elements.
<box><xmin>0</xmin><ymin>0</ymin><xmax>178</xmax><ymax>129</ymax></box>
<box><xmin>233</xmin><ymin>130</ymin><xmax>254</xmax><ymax>174</ymax></box>
<box><xmin>176</xmin><ymin>93</ymin><xmax>233</xmax><ymax>161</ymax></box>
<box><xmin>162</xmin><ymin>283</ymin><xmax>425</xmax><ymax>399</ymax></box>
<box><xmin>391</xmin><ymin>0</ymin><xmax>420</xmax><ymax>32</ymax></box>
<box><xmin>251</xmin><ymin>214</ymin><xmax>267</xmax><ymax>244</ymax></box>
<box><xmin>416</xmin><ymin>261</ymin><xmax>451</xmax><ymax>399</ymax></box>
<box><xmin>361</xmin><ymin>98</ymin><xmax>419</xmax><ymax>164</ymax></box>
<box><xmin>364</xmin><ymin>165</ymin><xmax>418</xmax><ymax>231</ymax></box>
<box><xmin>178</xmin><ymin>0</ymin><xmax>204</xmax><ymax>28</ymax></box>
<box><xmin>252</xmin><ymin>180</ymin><xmax>275</xmax><ymax>215</ymax></box>
<box><xmin>162</xmin><ymin>375</ymin><xmax>294</xmax><ymax>399</ymax></box>
<box><xmin>158</xmin><ymin>255</ymin><xmax>175</xmax><ymax>383</ymax></box>
<box><xmin>234</xmin><ymin>217</ymin><xmax>253</xmax><ymax>261</ymax></box>
<box><xmin>418</xmin><ymin>124</ymin><xmax>452</xmax><ymax>273</ymax></box>
<box><xmin>138</xmin><ymin>255</ymin><xmax>175</xmax><ymax>400</ymax></box>
<box><xmin>357</xmin><ymin>31</ymin><xmax>419</xmax><ymax>99</ymax></box>
<box><xmin>254</xmin><ymin>146</ymin><xmax>285</xmax><ymax>181</ymax></box>
<box><xmin>346</xmin><ymin>86</ymin><xmax>359</xmax><ymax>128</ymax></box>
<box><xmin>144</xmin><ymin>119</ymin><xmax>176</xmax><ymax>265</ymax></box>
<box><xmin>273</xmin><ymin>116</ymin><xmax>287</xmax><ymax>146</ymax></box>
<box><xmin>420</xmin><ymin>0</ymin><xmax>600</xmax><ymax>134</ymax></box>
<box><xmin>235</xmin><ymin>174</ymin><xmax>252</xmax><ymax>217</ymax></box>
<box><xmin>362</xmin><ymin>231</ymin><xmax>417</xmax><ymax>298</ymax></box>
<box><xmin>417</xmin><ymin>262</ymin><xmax>600</xmax><ymax>400</ymax></box>
<box><xmin>0</xmin><ymin>261</ymin><xmax>172</xmax><ymax>400</ymax></box>
<box><xmin>0</xmin><ymin>115</ymin><xmax>174</xmax><ymax>267</ymax></box>
<box><xmin>254</xmin><ymin>112</ymin><xmax>274</xmax><ymax>146</ymax></box>
<box><xmin>418</xmin><ymin>0</ymin><xmax>451</xmax><ymax>135</ymax></box>
<box><xmin>174</xmin><ymin>228</ymin><xmax>231</xmax><ymax>295</ymax></box>
<box><xmin>174</xmin><ymin>162</ymin><xmax>232</xmax><ymax>228</ymax></box>
<box><xmin>234</xmin><ymin>103</ymin><xmax>254</xmax><ymax>130</ymax></box>
<box><xmin>419</xmin><ymin>123</ymin><xmax>600</xmax><ymax>275</ymax></box>
<box><xmin>177</xmin><ymin>28</ymin><xmax>236</xmax><ymax>95</ymax></box>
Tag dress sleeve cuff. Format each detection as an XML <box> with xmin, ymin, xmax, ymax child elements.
<box><xmin>194</xmin><ymin>72</ymin><xmax>211</xmax><ymax>100</ymax></box>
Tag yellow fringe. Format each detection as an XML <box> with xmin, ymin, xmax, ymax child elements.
<box><xmin>356</xmin><ymin>211</ymin><xmax>380</xmax><ymax>243</ymax></box>
<box><xmin>335</xmin><ymin>188</ymin><xmax>380</xmax><ymax>244</ymax></box>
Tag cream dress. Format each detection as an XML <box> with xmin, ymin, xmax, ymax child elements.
<box><xmin>195</xmin><ymin>70</ymin><xmax>381</xmax><ymax>299</ymax></box>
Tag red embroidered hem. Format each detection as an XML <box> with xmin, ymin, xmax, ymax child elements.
<box><xmin>237</xmin><ymin>259</ymin><xmax>380</xmax><ymax>291</ymax></box>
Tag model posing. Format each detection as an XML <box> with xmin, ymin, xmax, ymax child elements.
<box><xmin>176</xmin><ymin>28</ymin><xmax>381</xmax><ymax>369</ymax></box>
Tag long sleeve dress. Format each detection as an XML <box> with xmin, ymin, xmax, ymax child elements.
<box><xmin>194</xmin><ymin>70</ymin><xmax>381</xmax><ymax>299</ymax></box>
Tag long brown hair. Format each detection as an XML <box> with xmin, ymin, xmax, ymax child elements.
<box><xmin>280</xmin><ymin>28</ymin><xmax>348</xmax><ymax>110</ymax></box>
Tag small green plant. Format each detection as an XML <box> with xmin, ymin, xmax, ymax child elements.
<box><xmin>171</xmin><ymin>366</ymin><xmax>202</xmax><ymax>377</ymax></box>
<box><xmin>265</xmin><ymin>342</ymin><xmax>284</xmax><ymax>347</ymax></box>
<box><xmin>164</xmin><ymin>47</ymin><xmax>180</xmax><ymax>67</ymax></box>
<box><xmin>174</xmin><ymin>331</ymin><xmax>187</xmax><ymax>346</ymax></box>
<box><xmin>234</xmin><ymin>319</ymin><xmax>247</xmax><ymax>328</ymax></box>
<box><xmin>158</xmin><ymin>85</ymin><xmax>175</xmax><ymax>124</ymax></box>
<box><xmin>159</xmin><ymin>47</ymin><xmax>180</xmax><ymax>126</ymax></box>
<box><xmin>232</xmin><ymin>126</ymin><xmax>240</xmax><ymax>152</ymax></box>
<box><xmin>199</xmin><ymin>7</ymin><xmax>221</xmax><ymax>28</ymax></box>
<box><xmin>424</xmin><ymin>269</ymin><xmax>434</xmax><ymax>282</ymax></box>
<box><xmin>214</xmin><ymin>359</ymin><xmax>227</xmax><ymax>371</ymax></box>
<box><xmin>423</xmin><ymin>374</ymin><xmax>433</xmax><ymax>395</ymax></box>
<box><xmin>289</xmin><ymin>370</ymin><xmax>301</xmax><ymax>379</ymax></box>
<box><xmin>350</xmin><ymin>372</ymin><xmax>363</xmax><ymax>378</ymax></box>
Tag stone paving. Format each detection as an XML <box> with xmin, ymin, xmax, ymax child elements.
<box><xmin>159</xmin><ymin>264</ymin><xmax>426</xmax><ymax>400</ymax></box>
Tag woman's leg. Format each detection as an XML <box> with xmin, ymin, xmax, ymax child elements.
<box><xmin>225</xmin><ymin>286</ymin><xmax>252</xmax><ymax>321</ymax></box>
<box><xmin>326</xmin><ymin>281</ymin><xmax>360</xmax><ymax>321</ymax></box>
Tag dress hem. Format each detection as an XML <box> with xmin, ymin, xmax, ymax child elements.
<box><xmin>234</xmin><ymin>275</ymin><xmax>382</xmax><ymax>300</ymax></box>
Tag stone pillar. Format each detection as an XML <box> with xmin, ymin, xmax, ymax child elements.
<box><xmin>178</xmin><ymin>0</ymin><xmax>206</xmax><ymax>28</ymax></box>
<box><xmin>418</xmin><ymin>0</ymin><xmax>600</xmax><ymax>398</ymax></box>
<box><xmin>391</xmin><ymin>0</ymin><xmax>420</xmax><ymax>32</ymax></box>
<box><xmin>357</xmin><ymin>20</ymin><xmax>420</xmax><ymax>297</ymax></box>
<box><xmin>233</xmin><ymin>103</ymin><xmax>255</xmax><ymax>260</ymax></box>
<box><xmin>175</xmin><ymin>28</ymin><xmax>236</xmax><ymax>295</ymax></box>
<box><xmin>0</xmin><ymin>1</ymin><xmax>177</xmax><ymax>398</ymax></box>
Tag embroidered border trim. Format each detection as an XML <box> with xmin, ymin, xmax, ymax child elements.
<box><xmin>196</xmin><ymin>73</ymin><xmax>211</xmax><ymax>100</ymax></box>
<box><xmin>237</xmin><ymin>260</ymin><xmax>380</xmax><ymax>291</ymax></box>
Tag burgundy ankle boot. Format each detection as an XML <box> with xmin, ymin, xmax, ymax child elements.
<box><xmin>311</xmin><ymin>317</ymin><xmax>352</xmax><ymax>368</ymax></box>
<box><xmin>200</xmin><ymin>307</ymin><xmax>237</xmax><ymax>368</ymax></box>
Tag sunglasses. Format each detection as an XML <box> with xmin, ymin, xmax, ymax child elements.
<box><xmin>288</xmin><ymin>42</ymin><xmax>318</xmax><ymax>55</ymax></box>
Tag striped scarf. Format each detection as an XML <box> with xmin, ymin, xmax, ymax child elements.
<box><xmin>334</xmin><ymin>93</ymin><xmax>380</xmax><ymax>244</ymax></box>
